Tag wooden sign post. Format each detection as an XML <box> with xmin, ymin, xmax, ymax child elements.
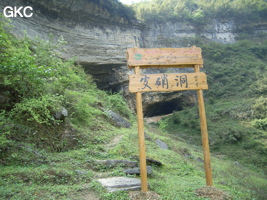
<box><xmin>127</xmin><ymin>47</ymin><xmax>213</xmax><ymax>191</ymax></box>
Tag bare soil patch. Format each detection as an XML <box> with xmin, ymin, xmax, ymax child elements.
<box><xmin>129</xmin><ymin>191</ymin><xmax>161</xmax><ymax>200</ymax></box>
<box><xmin>144</xmin><ymin>113</ymin><xmax>172</xmax><ymax>123</ymax></box>
<box><xmin>69</xmin><ymin>185</ymin><xmax>100</xmax><ymax>200</ymax></box>
<box><xmin>195</xmin><ymin>186</ymin><xmax>231</xmax><ymax>200</ymax></box>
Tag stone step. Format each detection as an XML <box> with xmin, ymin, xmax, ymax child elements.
<box><xmin>97</xmin><ymin>177</ymin><xmax>141</xmax><ymax>192</ymax></box>
<box><xmin>123</xmin><ymin>166</ymin><xmax>153</xmax><ymax>175</ymax></box>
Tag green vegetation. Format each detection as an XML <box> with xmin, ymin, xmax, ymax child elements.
<box><xmin>91</xmin><ymin>0</ymin><xmax>136</xmax><ymax>23</ymax></box>
<box><xmin>157</xmin><ymin>39</ymin><xmax>267</xmax><ymax>193</ymax></box>
<box><xmin>132</xmin><ymin>0</ymin><xmax>267</xmax><ymax>27</ymax></box>
<box><xmin>1</xmin><ymin>5</ymin><xmax>267</xmax><ymax>200</ymax></box>
<box><xmin>202</xmin><ymin>40</ymin><xmax>267</xmax><ymax>98</ymax></box>
<box><xmin>0</xmin><ymin>15</ymin><xmax>131</xmax><ymax>157</ymax></box>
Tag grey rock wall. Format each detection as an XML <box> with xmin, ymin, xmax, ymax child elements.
<box><xmin>142</xmin><ymin>20</ymin><xmax>236</xmax><ymax>48</ymax></box>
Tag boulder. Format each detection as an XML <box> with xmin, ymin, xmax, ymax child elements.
<box><xmin>196</xmin><ymin>157</ymin><xmax>204</xmax><ymax>163</ymax></box>
<box><xmin>146</xmin><ymin>158</ymin><xmax>163</xmax><ymax>166</ymax></box>
<box><xmin>123</xmin><ymin>166</ymin><xmax>152</xmax><ymax>175</ymax></box>
<box><xmin>54</xmin><ymin>107</ymin><xmax>68</xmax><ymax>120</ymax></box>
<box><xmin>105</xmin><ymin>110</ymin><xmax>132</xmax><ymax>128</ymax></box>
<box><xmin>74</xmin><ymin>170</ymin><xmax>88</xmax><ymax>175</ymax></box>
<box><xmin>155</xmin><ymin>139</ymin><xmax>169</xmax><ymax>150</ymax></box>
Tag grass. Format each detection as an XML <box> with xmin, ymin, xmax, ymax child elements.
<box><xmin>158</xmin><ymin>96</ymin><xmax>267</xmax><ymax>167</ymax></box>
<box><xmin>1</xmin><ymin>119</ymin><xmax>267</xmax><ymax>199</ymax></box>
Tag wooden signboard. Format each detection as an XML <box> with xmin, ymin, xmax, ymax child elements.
<box><xmin>129</xmin><ymin>72</ymin><xmax>208</xmax><ymax>93</ymax></box>
<box><xmin>127</xmin><ymin>47</ymin><xmax>203</xmax><ymax>68</ymax></box>
<box><xmin>127</xmin><ymin>47</ymin><xmax>213</xmax><ymax>192</ymax></box>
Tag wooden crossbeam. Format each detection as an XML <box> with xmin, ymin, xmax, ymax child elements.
<box><xmin>127</xmin><ymin>47</ymin><xmax>203</xmax><ymax>68</ymax></box>
<box><xmin>129</xmin><ymin>72</ymin><xmax>208</xmax><ymax>93</ymax></box>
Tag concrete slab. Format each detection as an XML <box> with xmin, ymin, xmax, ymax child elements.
<box><xmin>97</xmin><ymin>177</ymin><xmax>141</xmax><ymax>192</ymax></box>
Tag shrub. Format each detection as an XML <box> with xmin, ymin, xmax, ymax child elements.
<box><xmin>252</xmin><ymin>96</ymin><xmax>267</xmax><ymax>119</ymax></box>
<box><xmin>11</xmin><ymin>94</ymin><xmax>64</xmax><ymax>125</ymax></box>
<box><xmin>65</xmin><ymin>90</ymin><xmax>102</xmax><ymax>127</ymax></box>
<box><xmin>0</xmin><ymin>111</ymin><xmax>10</xmax><ymax>148</ymax></box>
<box><xmin>0</xmin><ymin>35</ymin><xmax>51</xmax><ymax>99</ymax></box>
<box><xmin>0</xmin><ymin>18</ymin><xmax>105</xmax><ymax>152</ymax></box>
<box><xmin>171</xmin><ymin>111</ymin><xmax>181</xmax><ymax>124</ymax></box>
<box><xmin>104</xmin><ymin>92</ymin><xmax>132</xmax><ymax>119</ymax></box>
<box><xmin>251</xmin><ymin>118</ymin><xmax>267</xmax><ymax>131</ymax></box>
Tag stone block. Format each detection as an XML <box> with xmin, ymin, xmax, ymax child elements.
<box><xmin>97</xmin><ymin>177</ymin><xmax>141</xmax><ymax>192</ymax></box>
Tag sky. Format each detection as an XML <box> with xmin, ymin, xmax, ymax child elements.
<box><xmin>119</xmin><ymin>0</ymin><xmax>150</xmax><ymax>5</ymax></box>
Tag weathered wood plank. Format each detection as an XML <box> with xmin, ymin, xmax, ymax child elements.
<box><xmin>194</xmin><ymin>65</ymin><xmax>213</xmax><ymax>186</ymax></box>
<box><xmin>129</xmin><ymin>72</ymin><xmax>208</xmax><ymax>93</ymax></box>
<box><xmin>134</xmin><ymin>66</ymin><xmax>148</xmax><ymax>192</ymax></box>
<box><xmin>127</xmin><ymin>47</ymin><xmax>203</xmax><ymax>68</ymax></box>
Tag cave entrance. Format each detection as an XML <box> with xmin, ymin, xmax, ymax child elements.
<box><xmin>144</xmin><ymin>98</ymin><xmax>184</xmax><ymax>117</ymax></box>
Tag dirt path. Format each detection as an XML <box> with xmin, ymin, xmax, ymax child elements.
<box><xmin>104</xmin><ymin>134</ymin><xmax>124</xmax><ymax>150</ymax></box>
<box><xmin>144</xmin><ymin>113</ymin><xmax>172</xmax><ymax>123</ymax></box>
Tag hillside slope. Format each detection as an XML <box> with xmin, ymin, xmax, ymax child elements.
<box><xmin>0</xmin><ymin>1</ymin><xmax>267</xmax><ymax>199</ymax></box>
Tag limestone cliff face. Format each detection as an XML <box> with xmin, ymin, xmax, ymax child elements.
<box><xmin>142</xmin><ymin>20</ymin><xmax>266</xmax><ymax>49</ymax></box>
<box><xmin>1</xmin><ymin>0</ymin><xmax>266</xmax><ymax>115</ymax></box>
<box><xmin>0</xmin><ymin>0</ymin><xmax>142</xmax><ymax>66</ymax></box>
<box><xmin>142</xmin><ymin>20</ymin><xmax>236</xmax><ymax>48</ymax></box>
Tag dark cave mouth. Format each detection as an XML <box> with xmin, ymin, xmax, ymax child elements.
<box><xmin>144</xmin><ymin>98</ymin><xmax>184</xmax><ymax>117</ymax></box>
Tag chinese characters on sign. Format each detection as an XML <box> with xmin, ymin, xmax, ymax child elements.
<box><xmin>140</xmin><ymin>75</ymin><xmax>151</xmax><ymax>90</ymax></box>
<box><xmin>129</xmin><ymin>72</ymin><xmax>207</xmax><ymax>93</ymax></box>
<box><xmin>155</xmin><ymin>74</ymin><xmax>169</xmax><ymax>89</ymax></box>
<box><xmin>175</xmin><ymin>75</ymin><xmax>188</xmax><ymax>88</ymax></box>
